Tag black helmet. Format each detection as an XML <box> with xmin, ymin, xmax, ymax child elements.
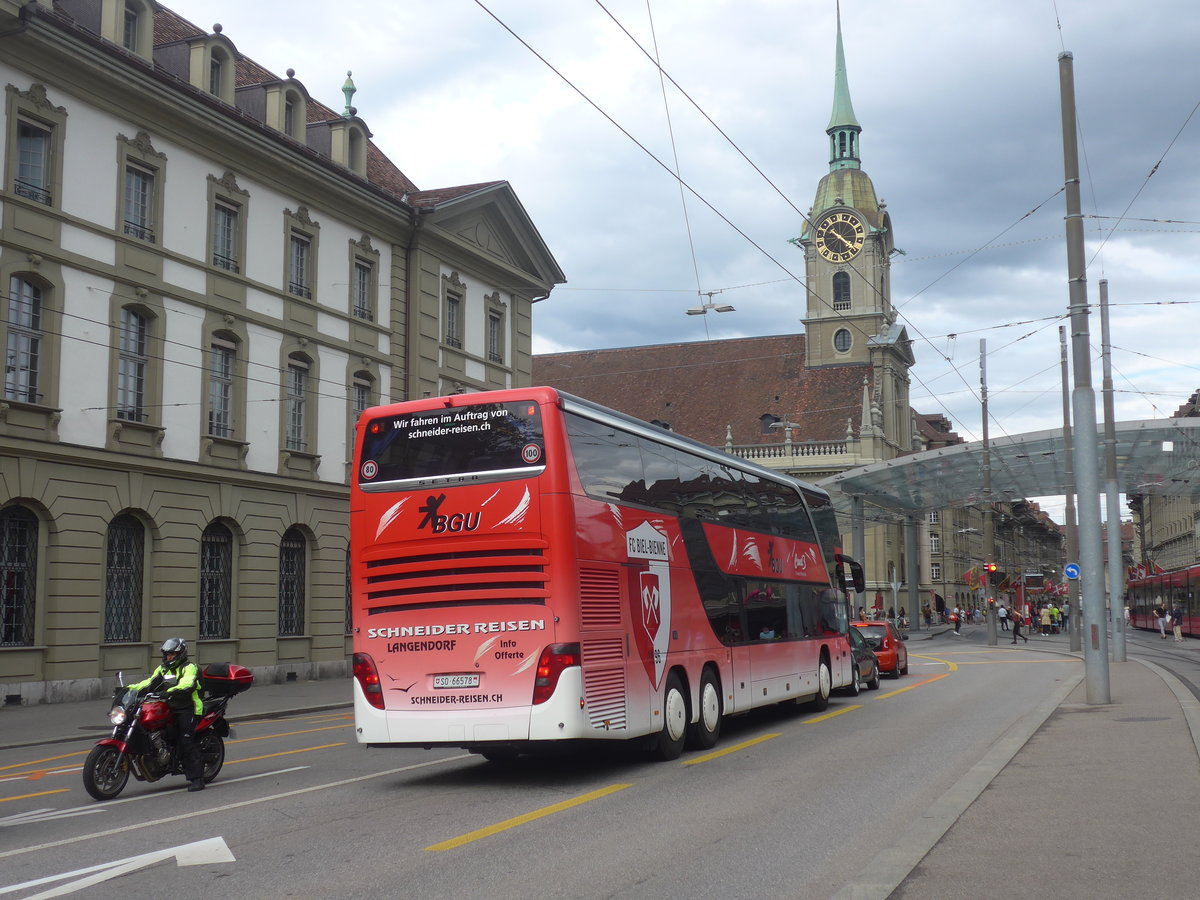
<box><xmin>161</xmin><ymin>637</ymin><xmax>188</xmax><ymax>668</ymax></box>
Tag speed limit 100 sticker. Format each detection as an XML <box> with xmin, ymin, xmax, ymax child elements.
<box><xmin>522</xmin><ymin>444</ymin><xmax>542</xmax><ymax>464</ymax></box>
<box><xmin>361</xmin><ymin>460</ymin><xmax>378</xmax><ymax>479</ymax></box>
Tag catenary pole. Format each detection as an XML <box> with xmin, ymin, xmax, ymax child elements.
<box><xmin>1100</xmin><ymin>279</ymin><xmax>1126</xmax><ymax>661</ymax></box>
<box><xmin>1059</xmin><ymin>51</ymin><xmax>1109</xmax><ymax>702</ymax></box>
<box><xmin>1061</xmin><ymin>327</ymin><xmax>1081</xmax><ymax>653</ymax></box>
<box><xmin>981</xmin><ymin>340</ymin><xmax>997</xmax><ymax>645</ymax></box>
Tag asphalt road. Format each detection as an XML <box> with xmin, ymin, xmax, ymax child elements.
<box><xmin>0</xmin><ymin>635</ymin><xmax>1084</xmax><ymax>899</ymax></box>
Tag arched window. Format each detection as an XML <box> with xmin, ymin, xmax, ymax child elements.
<box><xmin>832</xmin><ymin>271</ymin><xmax>851</xmax><ymax>311</ymax></box>
<box><xmin>200</xmin><ymin>522</ymin><xmax>233</xmax><ymax>639</ymax></box>
<box><xmin>278</xmin><ymin>527</ymin><xmax>306</xmax><ymax>636</ymax></box>
<box><xmin>0</xmin><ymin>505</ymin><xmax>38</xmax><ymax>647</ymax></box>
<box><xmin>104</xmin><ymin>514</ymin><xmax>144</xmax><ymax>642</ymax></box>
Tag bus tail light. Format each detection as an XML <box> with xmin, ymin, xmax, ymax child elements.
<box><xmin>532</xmin><ymin>643</ymin><xmax>581</xmax><ymax>705</ymax></box>
<box><xmin>353</xmin><ymin>652</ymin><xmax>385</xmax><ymax>710</ymax></box>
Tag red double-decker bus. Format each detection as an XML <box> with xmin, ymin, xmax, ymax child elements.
<box><xmin>350</xmin><ymin>387</ymin><xmax>864</xmax><ymax>760</ymax></box>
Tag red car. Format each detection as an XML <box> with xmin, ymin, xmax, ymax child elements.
<box><xmin>851</xmin><ymin>621</ymin><xmax>909</xmax><ymax>678</ymax></box>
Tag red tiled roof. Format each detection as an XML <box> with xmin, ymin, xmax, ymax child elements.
<box><xmin>533</xmin><ymin>335</ymin><xmax>873</xmax><ymax>448</ymax></box>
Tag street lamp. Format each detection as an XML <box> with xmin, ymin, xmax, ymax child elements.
<box><xmin>686</xmin><ymin>290</ymin><xmax>734</xmax><ymax>316</ymax></box>
<box><xmin>686</xmin><ymin>301</ymin><xmax>735</xmax><ymax>315</ymax></box>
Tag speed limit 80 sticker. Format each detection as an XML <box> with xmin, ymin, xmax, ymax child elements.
<box><xmin>361</xmin><ymin>460</ymin><xmax>378</xmax><ymax>479</ymax></box>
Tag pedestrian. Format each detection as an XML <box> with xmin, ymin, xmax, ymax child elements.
<box><xmin>1153</xmin><ymin>600</ymin><xmax>1167</xmax><ymax>639</ymax></box>
<box><xmin>1011</xmin><ymin>610</ymin><xmax>1028</xmax><ymax>644</ymax></box>
<box><xmin>1040</xmin><ymin>605</ymin><xmax>1053</xmax><ymax>636</ymax></box>
<box><xmin>998</xmin><ymin>603</ymin><xmax>1009</xmax><ymax>631</ymax></box>
<box><xmin>1124</xmin><ymin>605</ymin><xmax>1131</xmax><ymax>629</ymax></box>
<box><xmin>951</xmin><ymin>608</ymin><xmax>961</xmax><ymax>634</ymax></box>
<box><xmin>1171</xmin><ymin>605</ymin><xmax>1184</xmax><ymax>642</ymax></box>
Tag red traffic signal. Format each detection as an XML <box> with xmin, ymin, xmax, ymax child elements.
<box><xmin>985</xmin><ymin>562</ymin><xmax>997</xmax><ymax>572</ymax></box>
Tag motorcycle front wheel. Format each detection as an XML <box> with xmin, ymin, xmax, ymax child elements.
<box><xmin>198</xmin><ymin>732</ymin><xmax>225</xmax><ymax>782</ymax></box>
<box><xmin>83</xmin><ymin>744</ymin><xmax>130</xmax><ymax>800</ymax></box>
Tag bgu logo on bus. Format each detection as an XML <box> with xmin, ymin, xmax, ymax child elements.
<box><xmin>626</xmin><ymin>521</ymin><xmax>671</xmax><ymax>687</ymax></box>
<box><xmin>417</xmin><ymin>493</ymin><xmax>480</xmax><ymax>533</ymax></box>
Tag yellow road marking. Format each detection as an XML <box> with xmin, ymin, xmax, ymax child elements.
<box><xmin>0</xmin><ymin>789</ymin><xmax>69</xmax><ymax>803</ymax></box>
<box><xmin>226</xmin><ymin>743</ymin><xmax>345</xmax><ymax>765</ymax></box>
<box><xmin>0</xmin><ymin>750</ymin><xmax>88</xmax><ymax>773</ymax></box>
<box><xmin>425</xmin><ymin>783</ymin><xmax>631</xmax><ymax>850</ymax></box>
<box><xmin>682</xmin><ymin>732</ymin><xmax>780</xmax><ymax>765</ymax></box>
<box><xmin>911</xmin><ymin>653</ymin><xmax>958</xmax><ymax>671</ymax></box>
<box><xmin>878</xmin><ymin>672</ymin><xmax>949</xmax><ymax>698</ymax></box>
<box><xmin>228</xmin><ymin>723</ymin><xmax>351</xmax><ymax>744</ymax></box>
<box><xmin>803</xmin><ymin>705</ymin><xmax>861</xmax><ymax>724</ymax></box>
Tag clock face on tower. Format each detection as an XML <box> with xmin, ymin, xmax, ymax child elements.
<box><xmin>814</xmin><ymin>211</ymin><xmax>865</xmax><ymax>262</ymax></box>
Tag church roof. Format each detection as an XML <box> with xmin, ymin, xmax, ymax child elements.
<box><xmin>532</xmin><ymin>335</ymin><xmax>872</xmax><ymax>448</ymax></box>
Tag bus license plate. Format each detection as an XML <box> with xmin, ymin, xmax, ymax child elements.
<box><xmin>433</xmin><ymin>674</ymin><xmax>480</xmax><ymax>689</ymax></box>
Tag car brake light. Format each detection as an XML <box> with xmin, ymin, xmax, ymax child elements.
<box><xmin>352</xmin><ymin>652</ymin><xmax>385</xmax><ymax>710</ymax></box>
<box><xmin>532</xmin><ymin>643</ymin><xmax>581</xmax><ymax>705</ymax></box>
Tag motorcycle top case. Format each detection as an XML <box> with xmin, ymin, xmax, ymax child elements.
<box><xmin>200</xmin><ymin>662</ymin><xmax>254</xmax><ymax>696</ymax></box>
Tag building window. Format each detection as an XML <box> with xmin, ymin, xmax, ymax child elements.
<box><xmin>15</xmin><ymin>119</ymin><xmax>52</xmax><ymax>205</ymax></box>
<box><xmin>284</xmin><ymin>207</ymin><xmax>320</xmax><ymax>301</ymax></box>
<box><xmin>6</xmin><ymin>276</ymin><xmax>42</xmax><ymax>404</ymax></box>
<box><xmin>928</xmin><ymin>510</ymin><xmax>940</xmax><ymax>525</ymax></box>
<box><xmin>212</xmin><ymin>203</ymin><xmax>239</xmax><ymax>271</ymax></box>
<box><xmin>445</xmin><ymin>292</ymin><xmax>462</xmax><ymax>348</ymax></box>
<box><xmin>352</xmin><ymin>260</ymin><xmax>373</xmax><ymax>320</ymax></box>
<box><xmin>833</xmin><ymin>328</ymin><xmax>852</xmax><ymax>353</ymax></box>
<box><xmin>116</xmin><ymin>308</ymin><xmax>148</xmax><ymax>421</ymax></box>
<box><xmin>278</xmin><ymin>527</ymin><xmax>306</xmax><ymax>636</ymax></box>
<box><xmin>208</xmin><ymin>172</ymin><xmax>248</xmax><ymax>274</ymax></box>
<box><xmin>122</xmin><ymin>8</ymin><xmax>139</xmax><ymax>52</ymax></box>
<box><xmin>200</xmin><ymin>522</ymin><xmax>233</xmax><ymax>640</ymax></box>
<box><xmin>0</xmin><ymin>505</ymin><xmax>37</xmax><ymax>648</ymax></box>
<box><xmin>285</xmin><ymin>356</ymin><xmax>308</xmax><ymax>451</ymax></box>
<box><xmin>209</xmin><ymin>56</ymin><xmax>223</xmax><ymax>96</ymax></box>
<box><xmin>123</xmin><ymin>164</ymin><xmax>155</xmax><ymax>241</ymax></box>
<box><xmin>289</xmin><ymin>233</ymin><xmax>311</xmax><ymax>298</ymax></box>
<box><xmin>208</xmin><ymin>338</ymin><xmax>235</xmax><ymax>438</ymax></box>
<box><xmin>931</xmin><ymin>562</ymin><xmax>942</xmax><ymax>582</ymax></box>
<box><xmin>930</xmin><ymin>532</ymin><xmax>941</xmax><ymax>554</ymax></box>
<box><xmin>104</xmin><ymin>514</ymin><xmax>144</xmax><ymax>643</ymax></box>
<box><xmin>832</xmin><ymin>271</ymin><xmax>851</xmax><ymax>310</ymax></box>
<box><xmin>350</xmin><ymin>371</ymin><xmax>372</xmax><ymax>458</ymax></box>
<box><xmin>488</xmin><ymin>310</ymin><xmax>504</xmax><ymax>363</ymax></box>
<box><xmin>6</xmin><ymin>84</ymin><xmax>67</xmax><ymax>209</ymax></box>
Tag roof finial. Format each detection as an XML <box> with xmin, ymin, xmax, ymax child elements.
<box><xmin>827</xmin><ymin>1</ymin><xmax>862</xmax><ymax>171</ymax></box>
<box><xmin>342</xmin><ymin>71</ymin><xmax>356</xmax><ymax>117</ymax></box>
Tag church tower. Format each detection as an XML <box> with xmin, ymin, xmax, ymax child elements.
<box><xmin>797</xmin><ymin>6</ymin><xmax>915</xmax><ymax>455</ymax></box>
<box><xmin>799</xmin><ymin>7</ymin><xmax>903</xmax><ymax>372</ymax></box>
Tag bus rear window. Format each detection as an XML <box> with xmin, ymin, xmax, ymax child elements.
<box><xmin>358</xmin><ymin>401</ymin><xmax>544</xmax><ymax>486</ymax></box>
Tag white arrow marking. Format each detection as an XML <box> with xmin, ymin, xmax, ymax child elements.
<box><xmin>0</xmin><ymin>836</ymin><xmax>234</xmax><ymax>898</ymax></box>
<box><xmin>0</xmin><ymin>807</ymin><xmax>106</xmax><ymax>827</ymax></box>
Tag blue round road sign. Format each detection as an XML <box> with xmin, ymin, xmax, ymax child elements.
<box><xmin>1064</xmin><ymin>563</ymin><xmax>1081</xmax><ymax>580</ymax></box>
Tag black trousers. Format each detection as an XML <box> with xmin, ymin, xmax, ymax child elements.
<box><xmin>173</xmin><ymin>710</ymin><xmax>204</xmax><ymax>781</ymax></box>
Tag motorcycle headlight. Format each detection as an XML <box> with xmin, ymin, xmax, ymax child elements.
<box><xmin>109</xmin><ymin>706</ymin><xmax>127</xmax><ymax>726</ymax></box>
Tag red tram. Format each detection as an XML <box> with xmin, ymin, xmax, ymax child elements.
<box><xmin>1125</xmin><ymin>563</ymin><xmax>1200</xmax><ymax>635</ymax></box>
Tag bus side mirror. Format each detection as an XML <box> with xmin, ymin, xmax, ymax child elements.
<box><xmin>836</xmin><ymin>553</ymin><xmax>866</xmax><ymax>594</ymax></box>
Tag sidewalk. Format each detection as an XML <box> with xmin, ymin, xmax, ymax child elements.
<box><xmin>0</xmin><ymin>675</ymin><xmax>353</xmax><ymax>751</ymax></box>
<box><xmin>838</xmin><ymin>628</ymin><xmax>1200</xmax><ymax>899</ymax></box>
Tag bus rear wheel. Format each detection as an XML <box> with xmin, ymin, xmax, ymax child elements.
<box><xmin>654</xmin><ymin>671</ymin><xmax>688</xmax><ymax>761</ymax></box>
<box><xmin>686</xmin><ymin>669</ymin><xmax>722</xmax><ymax>750</ymax></box>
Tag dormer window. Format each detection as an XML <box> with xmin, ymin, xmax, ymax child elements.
<box><xmin>190</xmin><ymin>33</ymin><xmax>237</xmax><ymax>104</ymax></box>
<box><xmin>123</xmin><ymin>9</ymin><xmax>138</xmax><ymax>51</ymax></box>
<box><xmin>102</xmin><ymin>1</ymin><xmax>154</xmax><ymax>61</ymax></box>
<box><xmin>210</xmin><ymin>57</ymin><xmax>222</xmax><ymax>96</ymax></box>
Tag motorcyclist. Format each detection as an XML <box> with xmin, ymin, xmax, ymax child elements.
<box><xmin>128</xmin><ymin>638</ymin><xmax>206</xmax><ymax>791</ymax></box>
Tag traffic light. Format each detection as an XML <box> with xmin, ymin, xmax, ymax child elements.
<box><xmin>984</xmin><ymin>562</ymin><xmax>997</xmax><ymax>573</ymax></box>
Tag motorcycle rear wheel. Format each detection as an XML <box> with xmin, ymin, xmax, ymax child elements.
<box><xmin>83</xmin><ymin>744</ymin><xmax>130</xmax><ymax>800</ymax></box>
<box><xmin>198</xmin><ymin>732</ymin><xmax>225</xmax><ymax>782</ymax></box>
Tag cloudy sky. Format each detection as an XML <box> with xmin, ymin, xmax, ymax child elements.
<box><xmin>168</xmin><ymin>0</ymin><xmax>1200</xmax><ymax>461</ymax></box>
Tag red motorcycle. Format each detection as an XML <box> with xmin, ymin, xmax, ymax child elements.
<box><xmin>82</xmin><ymin>662</ymin><xmax>253</xmax><ymax>800</ymax></box>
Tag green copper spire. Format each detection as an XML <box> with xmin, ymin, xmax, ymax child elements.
<box><xmin>342</xmin><ymin>71</ymin><xmax>356</xmax><ymax>117</ymax></box>
<box><xmin>827</xmin><ymin>2</ymin><xmax>861</xmax><ymax>171</ymax></box>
